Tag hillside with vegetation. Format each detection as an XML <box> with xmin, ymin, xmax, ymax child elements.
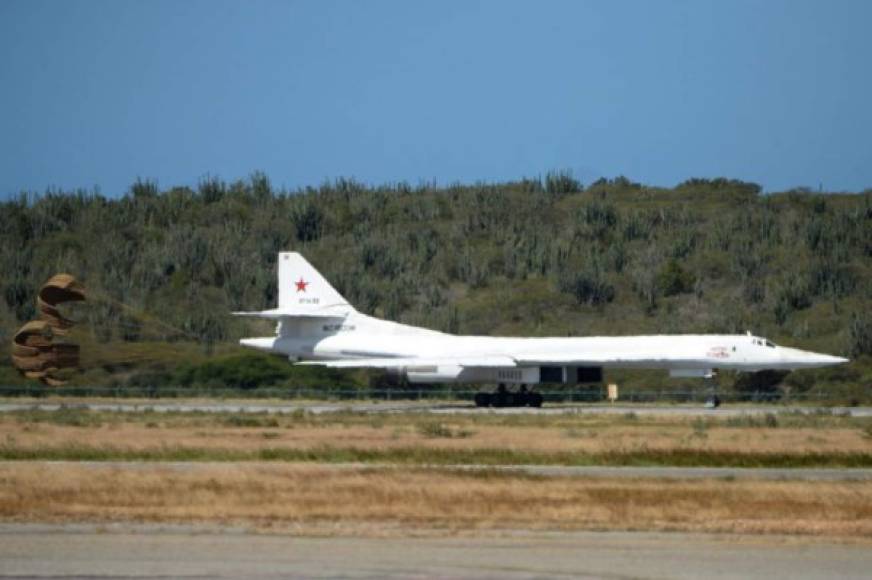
<box><xmin>1</xmin><ymin>173</ymin><xmax>871</xmax><ymax>399</ymax></box>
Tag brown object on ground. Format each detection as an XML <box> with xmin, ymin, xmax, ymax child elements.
<box><xmin>11</xmin><ymin>321</ymin><xmax>80</xmax><ymax>386</ymax></box>
<box><xmin>10</xmin><ymin>274</ymin><xmax>85</xmax><ymax>385</ymax></box>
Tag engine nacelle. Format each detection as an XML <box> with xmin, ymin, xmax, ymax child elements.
<box><xmin>405</xmin><ymin>364</ymin><xmax>466</xmax><ymax>384</ymax></box>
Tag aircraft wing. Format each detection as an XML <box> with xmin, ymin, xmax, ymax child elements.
<box><xmin>514</xmin><ymin>352</ymin><xmax>687</xmax><ymax>366</ymax></box>
<box><xmin>301</xmin><ymin>352</ymin><xmax>689</xmax><ymax>369</ymax></box>
<box><xmin>298</xmin><ymin>355</ymin><xmax>518</xmax><ymax>369</ymax></box>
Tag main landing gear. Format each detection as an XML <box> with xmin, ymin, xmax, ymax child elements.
<box><xmin>474</xmin><ymin>384</ymin><xmax>543</xmax><ymax>408</ymax></box>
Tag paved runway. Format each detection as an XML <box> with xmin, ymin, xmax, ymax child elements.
<box><xmin>9</xmin><ymin>460</ymin><xmax>871</xmax><ymax>481</ymax></box>
<box><xmin>0</xmin><ymin>524</ymin><xmax>868</xmax><ymax>579</ymax></box>
<box><xmin>2</xmin><ymin>400</ymin><xmax>870</xmax><ymax>417</ymax></box>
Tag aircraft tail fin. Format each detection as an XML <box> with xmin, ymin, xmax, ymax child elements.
<box><xmin>277</xmin><ymin>252</ymin><xmax>355</xmax><ymax>314</ymax></box>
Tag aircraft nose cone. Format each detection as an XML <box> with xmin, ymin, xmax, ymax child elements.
<box><xmin>786</xmin><ymin>348</ymin><xmax>849</xmax><ymax>368</ymax></box>
<box><xmin>807</xmin><ymin>352</ymin><xmax>849</xmax><ymax>366</ymax></box>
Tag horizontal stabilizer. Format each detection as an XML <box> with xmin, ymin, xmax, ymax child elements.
<box><xmin>232</xmin><ymin>308</ymin><xmax>348</xmax><ymax>320</ymax></box>
<box><xmin>297</xmin><ymin>355</ymin><xmax>518</xmax><ymax>369</ymax></box>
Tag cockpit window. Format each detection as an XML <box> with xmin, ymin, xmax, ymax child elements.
<box><xmin>765</xmin><ymin>340</ymin><xmax>775</xmax><ymax>348</ymax></box>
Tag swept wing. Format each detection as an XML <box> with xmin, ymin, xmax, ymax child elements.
<box><xmin>298</xmin><ymin>355</ymin><xmax>517</xmax><ymax>369</ymax></box>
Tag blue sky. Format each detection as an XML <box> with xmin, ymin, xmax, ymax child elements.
<box><xmin>1</xmin><ymin>0</ymin><xmax>870</xmax><ymax>196</ymax></box>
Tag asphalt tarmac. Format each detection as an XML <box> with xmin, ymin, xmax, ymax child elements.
<box><xmin>1</xmin><ymin>400</ymin><xmax>870</xmax><ymax>417</ymax></box>
<box><xmin>9</xmin><ymin>460</ymin><xmax>871</xmax><ymax>482</ymax></box>
<box><xmin>0</xmin><ymin>524</ymin><xmax>868</xmax><ymax>579</ymax></box>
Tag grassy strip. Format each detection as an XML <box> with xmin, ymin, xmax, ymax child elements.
<box><xmin>2</xmin><ymin>444</ymin><xmax>871</xmax><ymax>468</ymax></box>
<box><xmin>4</xmin><ymin>463</ymin><xmax>871</xmax><ymax>536</ymax></box>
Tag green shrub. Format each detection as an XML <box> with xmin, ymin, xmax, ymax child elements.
<box><xmin>175</xmin><ymin>354</ymin><xmax>290</xmax><ymax>389</ymax></box>
<box><xmin>545</xmin><ymin>170</ymin><xmax>582</xmax><ymax>195</ymax></box>
<box><xmin>558</xmin><ymin>268</ymin><xmax>615</xmax><ymax>306</ymax></box>
<box><xmin>774</xmin><ymin>276</ymin><xmax>812</xmax><ymax>324</ymax></box>
<box><xmin>849</xmin><ymin>313</ymin><xmax>872</xmax><ymax>358</ymax></box>
<box><xmin>657</xmin><ymin>260</ymin><xmax>695</xmax><ymax>296</ymax></box>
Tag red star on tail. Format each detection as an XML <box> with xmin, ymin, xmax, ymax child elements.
<box><xmin>295</xmin><ymin>277</ymin><xmax>309</xmax><ymax>292</ymax></box>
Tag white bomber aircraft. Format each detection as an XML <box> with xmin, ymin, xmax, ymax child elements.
<box><xmin>236</xmin><ymin>252</ymin><xmax>848</xmax><ymax>407</ymax></box>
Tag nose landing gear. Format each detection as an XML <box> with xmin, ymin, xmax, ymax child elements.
<box><xmin>474</xmin><ymin>384</ymin><xmax>543</xmax><ymax>408</ymax></box>
<box><xmin>704</xmin><ymin>375</ymin><xmax>721</xmax><ymax>408</ymax></box>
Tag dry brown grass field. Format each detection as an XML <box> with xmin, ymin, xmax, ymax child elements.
<box><xmin>1</xmin><ymin>409</ymin><xmax>870</xmax><ymax>538</ymax></box>
<box><xmin>0</xmin><ymin>409</ymin><xmax>872</xmax><ymax>467</ymax></box>
<box><xmin>2</xmin><ymin>408</ymin><xmax>870</xmax><ymax>457</ymax></box>
<box><xmin>1</xmin><ymin>463</ymin><xmax>870</xmax><ymax>538</ymax></box>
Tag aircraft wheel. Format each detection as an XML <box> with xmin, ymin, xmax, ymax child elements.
<box><xmin>493</xmin><ymin>384</ymin><xmax>510</xmax><ymax>408</ymax></box>
<box><xmin>474</xmin><ymin>393</ymin><xmax>491</xmax><ymax>407</ymax></box>
<box><xmin>529</xmin><ymin>392</ymin><xmax>544</xmax><ymax>408</ymax></box>
<box><xmin>705</xmin><ymin>395</ymin><xmax>721</xmax><ymax>409</ymax></box>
